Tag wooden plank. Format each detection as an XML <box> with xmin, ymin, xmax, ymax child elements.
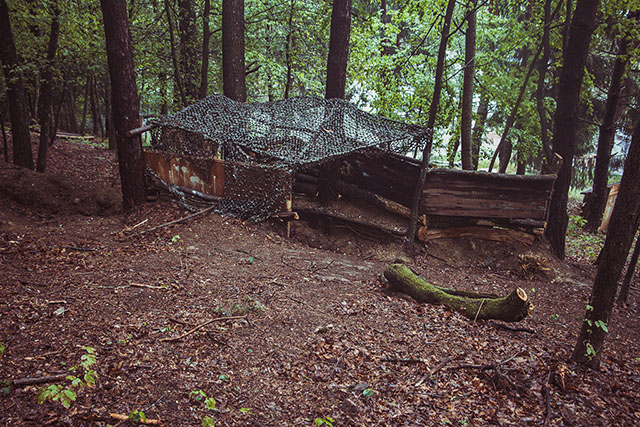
<box><xmin>418</xmin><ymin>226</ymin><xmax>535</xmax><ymax>246</ymax></box>
<box><xmin>144</xmin><ymin>150</ymin><xmax>225</xmax><ymax>196</ymax></box>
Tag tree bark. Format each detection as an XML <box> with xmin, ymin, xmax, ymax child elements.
<box><xmin>384</xmin><ymin>264</ymin><xmax>530</xmax><ymax>322</ymax></box>
<box><xmin>617</xmin><ymin>225</ymin><xmax>640</xmax><ymax>304</ymax></box>
<box><xmin>583</xmin><ymin>39</ymin><xmax>629</xmax><ymax>232</ymax></box>
<box><xmin>80</xmin><ymin>75</ymin><xmax>90</xmax><ymax>134</ymax></box>
<box><xmin>164</xmin><ymin>0</ymin><xmax>187</xmax><ymax>108</ymax></box>
<box><xmin>177</xmin><ymin>0</ymin><xmax>198</xmax><ymax>103</ymax></box>
<box><xmin>100</xmin><ymin>0</ymin><xmax>147</xmax><ymax>211</ymax></box>
<box><xmin>283</xmin><ymin>0</ymin><xmax>296</xmax><ymax>99</ymax></box>
<box><xmin>572</xmin><ymin>114</ymin><xmax>640</xmax><ymax>369</ymax></box>
<box><xmin>0</xmin><ymin>0</ymin><xmax>34</xmax><ymax>169</ymax></box>
<box><xmin>222</xmin><ymin>0</ymin><xmax>246</xmax><ymax>102</ymax></box>
<box><xmin>325</xmin><ymin>0</ymin><xmax>351</xmax><ymax>100</ymax></box>
<box><xmin>460</xmin><ymin>0</ymin><xmax>476</xmax><ymax>170</ymax></box>
<box><xmin>198</xmin><ymin>0</ymin><xmax>211</xmax><ymax>99</ymax></box>
<box><xmin>537</xmin><ymin>0</ymin><xmax>553</xmax><ymax>171</ymax></box>
<box><xmin>407</xmin><ymin>0</ymin><xmax>456</xmax><ymax>244</ymax></box>
<box><xmin>545</xmin><ymin>0</ymin><xmax>600</xmax><ymax>259</ymax></box>
<box><xmin>471</xmin><ymin>91</ymin><xmax>488</xmax><ymax>170</ymax></box>
<box><xmin>36</xmin><ymin>0</ymin><xmax>60</xmax><ymax>172</ymax></box>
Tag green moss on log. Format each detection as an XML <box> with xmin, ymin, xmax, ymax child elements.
<box><xmin>384</xmin><ymin>264</ymin><xmax>529</xmax><ymax>322</ymax></box>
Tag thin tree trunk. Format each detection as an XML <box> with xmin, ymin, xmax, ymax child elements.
<box><xmin>100</xmin><ymin>0</ymin><xmax>147</xmax><ymax>211</ymax></box>
<box><xmin>460</xmin><ymin>0</ymin><xmax>476</xmax><ymax>170</ymax></box>
<box><xmin>1</xmin><ymin>110</ymin><xmax>8</xmax><ymax>161</ymax></box>
<box><xmin>572</xmin><ymin>114</ymin><xmax>640</xmax><ymax>369</ymax></box>
<box><xmin>283</xmin><ymin>0</ymin><xmax>296</xmax><ymax>99</ymax></box>
<box><xmin>516</xmin><ymin>137</ymin><xmax>526</xmax><ymax>175</ymax></box>
<box><xmin>407</xmin><ymin>0</ymin><xmax>456</xmax><ymax>244</ymax></box>
<box><xmin>36</xmin><ymin>0</ymin><xmax>60</xmax><ymax>173</ymax></box>
<box><xmin>80</xmin><ymin>74</ymin><xmax>90</xmax><ymax>134</ymax></box>
<box><xmin>471</xmin><ymin>91</ymin><xmax>488</xmax><ymax>170</ymax></box>
<box><xmin>199</xmin><ymin>0</ymin><xmax>211</xmax><ymax>99</ymax></box>
<box><xmin>537</xmin><ymin>0</ymin><xmax>553</xmax><ymax>171</ymax></box>
<box><xmin>177</xmin><ymin>0</ymin><xmax>198</xmax><ymax>103</ymax></box>
<box><xmin>618</xmin><ymin>225</ymin><xmax>640</xmax><ymax>304</ymax></box>
<box><xmin>0</xmin><ymin>0</ymin><xmax>34</xmax><ymax>169</ymax></box>
<box><xmin>66</xmin><ymin>86</ymin><xmax>78</xmax><ymax>133</ymax></box>
<box><xmin>165</xmin><ymin>0</ymin><xmax>187</xmax><ymax>107</ymax></box>
<box><xmin>222</xmin><ymin>0</ymin><xmax>246</xmax><ymax>102</ymax></box>
<box><xmin>50</xmin><ymin>87</ymin><xmax>65</xmax><ymax>146</ymax></box>
<box><xmin>545</xmin><ymin>0</ymin><xmax>600</xmax><ymax>259</ymax></box>
<box><xmin>488</xmin><ymin>42</ymin><xmax>543</xmax><ymax>173</ymax></box>
<box><xmin>325</xmin><ymin>0</ymin><xmax>351</xmax><ymax>100</ymax></box>
<box><xmin>103</xmin><ymin>74</ymin><xmax>117</xmax><ymax>150</ymax></box>
<box><xmin>584</xmin><ymin>38</ymin><xmax>629</xmax><ymax>232</ymax></box>
<box><xmin>93</xmin><ymin>78</ymin><xmax>105</xmax><ymax>137</ymax></box>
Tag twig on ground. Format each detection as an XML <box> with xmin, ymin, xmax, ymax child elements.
<box><xmin>129</xmin><ymin>282</ymin><xmax>168</xmax><ymax>290</ymax></box>
<box><xmin>328</xmin><ymin>347</ymin><xmax>353</xmax><ymax>381</ymax></box>
<box><xmin>543</xmin><ymin>371</ymin><xmax>552</xmax><ymax>426</ymax></box>
<box><xmin>382</xmin><ymin>357</ymin><xmax>429</xmax><ymax>364</ymax></box>
<box><xmin>429</xmin><ymin>356</ymin><xmax>453</xmax><ymax>377</ymax></box>
<box><xmin>168</xmin><ymin>317</ymin><xmax>193</xmax><ymax>327</ymax></box>
<box><xmin>124</xmin><ymin>205</ymin><xmax>215</xmax><ymax>239</ymax></box>
<box><xmin>473</xmin><ymin>298</ymin><xmax>486</xmax><ymax>323</ymax></box>
<box><xmin>62</xmin><ymin>246</ymin><xmax>98</xmax><ymax>252</ymax></box>
<box><xmin>490</xmin><ymin>321</ymin><xmax>537</xmax><ymax>334</ymax></box>
<box><xmin>12</xmin><ymin>373</ymin><xmax>69</xmax><ymax>387</ymax></box>
<box><xmin>160</xmin><ymin>316</ymin><xmax>246</xmax><ymax>342</ymax></box>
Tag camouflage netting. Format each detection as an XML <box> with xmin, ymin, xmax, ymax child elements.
<box><xmin>149</xmin><ymin>95</ymin><xmax>428</xmax><ymax>219</ymax></box>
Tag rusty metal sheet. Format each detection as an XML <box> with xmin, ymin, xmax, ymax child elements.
<box><xmin>144</xmin><ymin>150</ymin><xmax>225</xmax><ymax>196</ymax></box>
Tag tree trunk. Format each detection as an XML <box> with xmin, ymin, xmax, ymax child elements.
<box><xmin>164</xmin><ymin>0</ymin><xmax>187</xmax><ymax>107</ymax></box>
<box><xmin>617</xmin><ymin>225</ymin><xmax>640</xmax><ymax>304</ymax></box>
<box><xmin>66</xmin><ymin>86</ymin><xmax>78</xmax><ymax>133</ymax></box>
<box><xmin>1</xmin><ymin>110</ymin><xmax>8</xmax><ymax>161</ymax></box>
<box><xmin>488</xmin><ymin>42</ymin><xmax>542</xmax><ymax>173</ymax></box>
<box><xmin>0</xmin><ymin>0</ymin><xmax>34</xmax><ymax>169</ymax></box>
<box><xmin>100</xmin><ymin>0</ymin><xmax>147</xmax><ymax>211</ymax></box>
<box><xmin>325</xmin><ymin>0</ymin><xmax>351</xmax><ymax>100</ymax></box>
<box><xmin>283</xmin><ymin>0</ymin><xmax>296</xmax><ymax>99</ymax></box>
<box><xmin>460</xmin><ymin>0</ymin><xmax>476</xmax><ymax>170</ymax></box>
<box><xmin>572</xmin><ymin>114</ymin><xmax>640</xmax><ymax>369</ymax></box>
<box><xmin>537</xmin><ymin>0</ymin><xmax>553</xmax><ymax>171</ymax></box>
<box><xmin>177</xmin><ymin>0</ymin><xmax>198</xmax><ymax>103</ymax></box>
<box><xmin>583</xmin><ymin>39</ymin><xmax>629</xmax><ymax>232</ymax></box>
<box><xmin>198</xmin><ymin>0</ymin><xmax>211</xmax><ymax>99</ymax></box>
<box><xmin>222</xmin><ymin>0</ymin><xmax>246</xmax><ymax>102</ymax></box>
<box><xmin>36</xmin><ymin>0</ymin><xmax>60</xmax><ymax>173</ymax></box>
<box><xmin>384</xmin><ymin>264</ymin><xmax>530</xmax><ymax>322</ymax></box>
<box><xmin>471</xmin><ymin>91</ymin><xmax>488</xmax><ymax>170</ymax></box>
<box><xmin>407</xmin><ymin>0</ymin><xmax>456</xmax><ymax>244</ymax></box>
<box><xmin>545</xmin><ymin>0</ymin><xmax>600</xmax><ymax>259</ymax></box>
<box><xmin>80</xmin><ymin>74</ymin><xmax>90</xmax><ymax>134</ymax></box>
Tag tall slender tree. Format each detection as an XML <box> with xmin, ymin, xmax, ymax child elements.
<box><xmin>0</xmin><ymin>0</ymin><xmax>34</xmax><ymax>169</ymax></box>
<box><xmin>36</xmin><ymin>0</ymin><xmax>61</xmax><ymax>172</ymax></box>
<box><xmin>177</xmin><ymin>0</ymin><xmax>198</xmax><ymax>103</ymax></box>
<box><xmin>325</xmin><ymin>0</ymin><xmax>351</xmax><ymax>100</ymax></box>
<box><xmin>407</xmin><ymin>0</ymin><xmax>456</xmax><ymax>243</ymax></box>
<box><xmin>199</xmin><ymin>0</ymin><xmax>211</xmax><ymax>99</ymax></box>
<box><xmin>545</xmin><ymin>0</ymin><xmax>600</xmax><ymax>258</ymax></box>
<box><xmin>222</xmin><ymin>0</ymin><xmax>246</xmax><ymax>102</ymax></box>
<box><xmin>100</xmin><ymin>0</ymin><xmax>147</xmax><ymax>211</ymax></box>
<box><xmin>460</xmin><ymin>0</ymin><xmax>476</xmax><ymax>170</ymax></box>
<box><xmin>572</xmin><ymin>114</ymin><xmax>640</xmax><ymax>369</ymax></box>
<box><xmin>584</xmin><ymin>38</ymin><xmax>630</xmax><ymax>232</ymax></box>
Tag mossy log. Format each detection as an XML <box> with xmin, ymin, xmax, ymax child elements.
<box><xmin>384</xmin><ymin>264</ymin><xmax>530</xmax><ymax>322</ymax></box>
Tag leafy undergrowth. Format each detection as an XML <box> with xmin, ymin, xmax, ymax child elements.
<box><xmin>1</xmin><ymin>139</ymin><xmax>639</xmax><ymax>426</ymax></box>
<box><xmin>565</xmin><ymin>215</ymin><xmax>606</xmax><ymax>263</ymax></box>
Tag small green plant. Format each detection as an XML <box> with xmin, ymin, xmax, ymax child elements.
<box><xmin>551</xmin><ymin>314</ymin><xmax>560</xmax><ymax>321</ymax></box>
<box><xmin>239</xmin><ymin>407</ymin><xmax>252</xmax><ymax>414</ymax></box>
<box><xmin>362</xmin><ymin>388</ymin><xmax>374</xmax><ymax>398</ymax></box>
<box><xmin>0</xmin><ymin>342</ymin><xmax>5</xmax><ymax>357</ymax></box>
<box><xmin>314</xmin><ymin>416</ymin><xmax>334</xmax><ymax>426</ymax></box>
<box><xmin>171</xmin><ymin>234</ymin><xmax>181</xmax><ymax>243</ymax></box>
<box><xmin>37</xmin><ymin>346</ymin><xmax>97</xmax><ymax>409</ymax></box>
<box><xmin>128</xmin><ymin>410</ymin><xmax>147</xmax><ymax>423</ymax></box>
<box><xmin>585</xmin><ymin>342</ymin><xmax>597</xmax><ymax>359</ymax></box>
<box><xmin>190</xmin><ymin>390</ymin><xmax>218</xmax><ymax>425</ymax></box>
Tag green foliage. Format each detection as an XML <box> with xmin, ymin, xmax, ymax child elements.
<box><xmin>171</xmin><ymin>234</ymin><xmax>181</xmax><ymax>243</ymax></box>
<box><xmin>128</xmin><ymin>410</ymin><xmax>147</xmax><ymax>424</ymax></box>
<box><xmin>566</xmin><ymin>216</ymin><xmax>605</xmax><ymax>261</ymax></box>
<box><xmin>36</xmin><ymin>346</ymin><xmax>97</xmax><ymax>409</ymax></box>
<box><xmin>239</xmin><ymin>407</ymin><xmax>252</xmax><ymax>414</ymax></box>
<box><xmin>190</xmin><ymin>389</ymin><xmax>218</xmax><ymax>425</ymax></box>
<box><xmin>314</xmin><ymin>416</ymin><xmax>334</xmax><ymax>426</ymax></box>
<box><xmin>202</xmin><ymin>415</ymin><xmax>215</xmax><ymax>427</ymax></box>
<box><xmin>0</xmin><ymin>342</ymin><xmax>5</xmax><ymax>357</ymax></box>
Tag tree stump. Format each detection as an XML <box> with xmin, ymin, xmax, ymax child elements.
<box><xmin>384</xmin><ymin>264</ymin><xmax>530</xmax><ymax>322</ymax></box>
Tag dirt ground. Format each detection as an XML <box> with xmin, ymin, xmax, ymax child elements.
<box><xmin>1</xmin><ymin>137</ymin><xmax>639</xmax><ymax>426</ymax></box>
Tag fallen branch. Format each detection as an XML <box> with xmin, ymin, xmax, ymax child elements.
<box><xmin>384</xmin><ymin>264</ymin><xmax>530</xmax><ymax>322</ymax></box>
<box><xmin>160</xmin><ymin>316</ymin><xmax>246</xmax><ymax>342</ymax></box>
<box><xmin>125</xmin><ymin>205</ymin><xmax>215</xmax><ymax>239</ymax></box>
<box><xmin>429</xmin><ymin>356</ymin><xmax>453</xmax><ymax>377</ymax></box>
<box><xmin>129</xmin><ymin>282</ymin><xmax>168</xmax><ymax>290</ymax></box>
<box><xmin>12</xmin><ymin>373</ymin><xmax>68</xmax><ymax>387</ymax></box>
<box><xmin>543</xmin><ymin>371</ymin><xmax>552</xmax><ymax>426</ymax></box>
<box><xmin>489</xmin><ymin>321</ymin><xmax>537</xmax><ymax>334</ymax></box>
<box><xmin>109</xmin><ymin>413</ymin><xmax>162</xmax><ymax>425</ymax></box>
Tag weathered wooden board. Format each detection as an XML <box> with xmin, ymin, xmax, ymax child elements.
<box><xmin>144</xmin><ymin>150</ymin><xmax>225</xmax><ymax>196</ymax></box>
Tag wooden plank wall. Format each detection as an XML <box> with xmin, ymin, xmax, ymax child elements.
<box><xmin>338</xmin><ymin>151</ymin><xmax>555</xmax><ymax>223</ymax></box>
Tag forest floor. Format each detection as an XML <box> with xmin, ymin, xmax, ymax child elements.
<box><xmin>1</xmin><ymin>136</ymin><xmax>639</xmax><ymax>426</ymax></box>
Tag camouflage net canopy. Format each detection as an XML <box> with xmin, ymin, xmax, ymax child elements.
<box><xmin>149</xmin><ymin>95</ymin><xmax>428</xmax><ymax>219</ymax></box>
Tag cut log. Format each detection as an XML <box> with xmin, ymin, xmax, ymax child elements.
<box><xmin>384</xmin><ymin>264</ymin><xmax>529</xmax><ymax>322</ymax></box>
<box><xmin>418</xmin><ymin>226</ymin><xmax>535</xmax><ymax>246</ymax></box>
